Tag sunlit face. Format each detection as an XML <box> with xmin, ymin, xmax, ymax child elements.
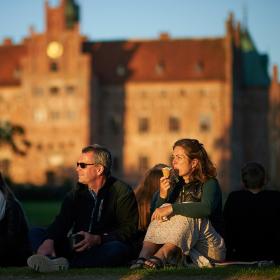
<box><xmin>76</xmin><ymin>152</ymin><xmax>98</xmax><ymax>186</ymax></box>
<box><xmin>172</xmin><ymin>146</ymin><xmax>197</xmax><ymax>182</ymax></box>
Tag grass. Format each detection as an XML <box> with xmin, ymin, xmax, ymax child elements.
<box><xmin>18</xmin><ymin>201</ymin><xmax>280</xmax><ymax>279</ymax></box>
<box><xmin>22</xmin><ymin>200</ymin><xmax>61</xmax><ymax>227</ymax></box>
<box><xmin>0</xmin><ymin>266</ymin><xmax>280</xmax><ymax>279</ymax></box>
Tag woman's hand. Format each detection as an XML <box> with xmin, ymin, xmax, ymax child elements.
<box><xmin>151</xmin><ymin>204</ymin><xmax>173</xmax><ymax>221</ymax></box>
<box><xmin>159</xmin><ymin>176</ymin><xmax>171</xmax><ymax>199</ymax></box>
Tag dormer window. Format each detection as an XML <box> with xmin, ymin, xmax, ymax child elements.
<box><xmin>195</xmin><ymin>61</ymin><xmax>204</xmax><ymax>73</ymax></box>
<box><xmin>13</xmin><ymin>67</ymin><xmax>21</xmax><ymax>79</ymax></box>
<box><xmin>155</xmin><ymin>60</ymin><xmax>165</xmax><ymax>75</ymax></box>
<box><xmin>116</xmin><ymin>65</ymin><xmax>126</xmax><ymax>76</ymax></box>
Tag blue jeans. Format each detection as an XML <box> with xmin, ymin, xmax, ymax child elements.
<box><xmin>70</xmin><ymin>240</ymin><xmax>130</xmax><ymax>267</ymax></box>
<box><xmin>29</xmin><ymin>227</ymin><xmax>131</xmax><ymax>267</ymax></box>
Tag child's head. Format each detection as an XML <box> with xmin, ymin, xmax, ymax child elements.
<box><xmin>241</xmin><ymin>162</ymin><xmax>266</xmax><ymax>190</ymax></box>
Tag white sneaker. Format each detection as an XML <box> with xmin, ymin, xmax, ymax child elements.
<box><xmin>27</xmin><ymin>254</ymin><xmax>69</xmax><ymax>272</ymax></box>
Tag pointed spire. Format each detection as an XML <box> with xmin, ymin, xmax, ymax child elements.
<box><xmin>242</xmin><ymin>3</ymin><xmax>248</xmax><ymax>31</ymax></box>
<box><xmin>64</xmin><ymin>0</ymin><xmax>80</xmax><ymax>29</ymax></box>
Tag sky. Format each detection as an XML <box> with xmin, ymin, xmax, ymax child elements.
<box><xmin>0</xmin><ymin>0</ymin><xmax>279</xmax><ymax>79</ymax></box>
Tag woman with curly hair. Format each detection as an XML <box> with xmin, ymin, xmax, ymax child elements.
<box><xmin>131</xmin><ymin>139</ymin><xmax>225</xmax><ymax>269</ymax></box>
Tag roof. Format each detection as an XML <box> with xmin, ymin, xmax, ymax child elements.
<box><xmin>0</xmin><ymin>37</ymin><xmax>226</xmax><ymax>87</ymax></box>
<box><xmin>83</xmin><ymin>37</ymin><xmax>226</xmax><ymax>84</ymax></box>
<box><xmin>0</xmin><ymin>44</ymin><xmax>26</xmax><ymax>86</ymax></box>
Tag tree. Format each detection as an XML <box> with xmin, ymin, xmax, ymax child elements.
<box><xmin>0</xmin><ymin>121</ymin><xmax>31</xmax><ymax>155</ymax></box>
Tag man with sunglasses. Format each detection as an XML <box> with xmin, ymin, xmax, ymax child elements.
<box><xmin>27</xmin><ymin>144</ymin><xmax>139</xmax><ymax>272</ymax></box>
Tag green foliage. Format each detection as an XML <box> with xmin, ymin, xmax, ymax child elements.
<box><xmin>11</xmin><ymin>183</ymin><xmax>72</xmax><ymax>201</ymax></box>
<box><xmin>0</xmin><ymin>121</ymin><xmax>31</xmax><ymax>155</ymax></box>
<box><xmin>22</xmin><ymin>201</ymin><xmax>61</xmax><ymax>227</ymax></box>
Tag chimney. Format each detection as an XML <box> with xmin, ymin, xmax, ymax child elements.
<box><xmin>3</xmin><ymin>37</ymin><xmax>13</xmax><ymax>46</ymax></box>
<box><xmin>273</xmin><ymin>65</ymin><xmax>278</xmax><ymax>82</ymax></box>
<box><xmin>159</xmin><ymin>32</ymin><xmax>170</xmax><ymax>40</ymax></box>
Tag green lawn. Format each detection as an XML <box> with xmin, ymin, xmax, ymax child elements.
<box><xmin>0</xmin><ymin>266</ymin><xmax>280</xmax><ymax>279</ymax></box>
<box><xmin>22</xmin><ymin>200</ymin><xmax>61</xmax><ymax>227</ymax></box>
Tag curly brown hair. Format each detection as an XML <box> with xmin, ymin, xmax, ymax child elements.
<box><xmin>173</xmin><ymin>139</ymin><xmax>216</xmax><ymax>183</ymax></box>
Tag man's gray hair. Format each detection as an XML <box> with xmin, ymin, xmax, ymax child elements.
<box><xmin>82</xmin><ymin>144</ymin><xmax>112</xmax><ymax>176</ymax></box>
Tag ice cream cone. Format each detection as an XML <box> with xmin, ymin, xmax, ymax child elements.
<box><xmin>162</xmin><ymin>167</ymin><xmax>171</xmax><ymax>178</ymax></box>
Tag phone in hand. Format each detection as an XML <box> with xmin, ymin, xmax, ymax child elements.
<box><xmin>70</xmin><ymin>233</ymin><xmax>84</xmax><ymax>249</ymax></box>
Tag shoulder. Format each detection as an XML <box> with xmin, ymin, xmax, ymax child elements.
<box><xmin>259</xmin><ymin>190</ymin><xmax>280</xmax><ymax>201</ymax></box>
<box><xmin>203</xmin><ymin>178</ymin><xmax>220</xmax><ymax>190</ymax></box>
<box><xmin>107</xmin><ymin>177</ymin><xmax>133</xmax><ymax>194</ymax></box>
<box><xmin>226</xmin><ymin>190</ymin><xmax>249</xmax><ymax>203</ymax></box>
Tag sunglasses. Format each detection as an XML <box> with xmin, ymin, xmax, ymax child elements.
<box><xmin>76</xmin><ymin>162</ymin><xmax>96</xmax><ymax>169</ymax></box>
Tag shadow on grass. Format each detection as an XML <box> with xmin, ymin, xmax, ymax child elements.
<box><xmin>0</xmin><ymin>266</ymin><xmax>280</xmax><ymax>280</ymax></box>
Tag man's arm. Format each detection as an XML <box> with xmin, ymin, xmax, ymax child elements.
<box><xmin>103</xmin><ymin>186</ymin><xmax>139</xmax><ymax>243</ymax></box>
<box><xmin>46</xmin><ymin>193</ymin><xmax>75</xmax><ymax>241</ymax></box>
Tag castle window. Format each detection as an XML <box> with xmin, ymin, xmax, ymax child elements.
<box><xmin>109</xmin><ymin>115</ymin><xmax>120</xmax><ymax>134</ymax></box>
<box><xmin>50</xmin><ymin>86</ymin><xmax>59</xmax><ymax>95</ymax></box>
<box><xmin>33</xmin><ymin>87</ymin><xmax>44</xmax><ymax>96</ymax></box>
<box><xmin>33</xmin><ymin>109</ymin><xmax>47</xmax><ymax>122</ymax></box>
<box><xmin>169</xmin><ymin>116</ymin><xmax>180</xmax><ymax>132</ymax></box>
<box><xmin>66</xmin><ymin>111</ymin><xmax>76</xmax><ymax>120</ymax></box>
<box><xmin>50</xmin><ymin>62</ymin><xmax>59</xmax><ymax>72</ymax></box>
<box><xmin>48</xmin><ymin>143</ymin><xmax>54</xmax><ymax>150</ymax></box>
<box><xmin>66</xmin><ymin>85</ymin><xmax>75</xmax><ymax>94</ymax></box>
<box><xmin>180</xmin><ymin>89</ymin><xmax>187</xmax><ymax>96</ymax></box>
<box><xmin>59</xmin><ymin>142</ymin><xmax>65</xmax><ymax>149</ymax></box>
<box><xmin>200</xmin><ymin>115</ymin><xmax>211</xmax><ymax>132</ymax></box>
<box><xmin>50</xmin><ymin>111</ymin><xmax>60</xmax><ymax>120</ymax></box>
<box><xmin>138</xmin><ymin>156</ymin><xmax>149</xmax><ymax>173</ymax></box>
<box><xmin>138</xmin><ymin>117</ymin><xmax>149</xmax><ymax>133</ymax></box>
<box><xmin>37</xmin><ymin>144</ymin><xmax>43</xmax><ymax>151</ymax></box>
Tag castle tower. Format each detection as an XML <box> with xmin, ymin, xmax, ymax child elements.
<box><xmin>16</xmin><ymin>0</ymin><xmax>90</xmax><ymax>184</ymax></box>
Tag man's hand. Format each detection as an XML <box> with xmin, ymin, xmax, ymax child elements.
<box><xmin>37</xmin><ymin>239</ymin><xmax>56</xmax><ymax>256</ymax></box>
<box><xmin>73</xmin><ymin>231</ymin><xmax>102</xmax><ymax>252</ymax></box>
<box><xmin>159</xmin><ymin>177</ymin><xmax>171</xmax><ymax>199</ymax></box>
<box><xmin>151</xmin><ymin>204</ymin><xmax>173</xmax><ymax>221</ymax></box>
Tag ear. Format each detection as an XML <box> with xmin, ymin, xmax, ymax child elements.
<box><xmin>96</xmin><ymin>165</ymin><xmax>105</xmax><ymax>176</ymax></box>
<box><xmin>191</xmin><ymin>159</ymin><xmax>199</xmax><ymax>170</ymax></box>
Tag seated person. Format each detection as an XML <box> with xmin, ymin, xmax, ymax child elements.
<box><xmin>131</xmin><ymin>138</ymin><xmax>225</xmax><ymax>269</ymax></box>
<box><xmin>223</xmin><ymin>162</ymin><xmax>280</xmax><ymax>263</ymax></box>
<box><xmin>0</xmin><ymin>172</ymin><xmax>31</xmax><ymax>266</ymax></box>
<box><xmin>27</xmin><ymin>144</ymin><xmax>139</xmax><ymax>272</ymax></box>
<box><xmin>134</xmin><ymin>163</ymin><xmax>169</xmax><ymax>231</ymax></box>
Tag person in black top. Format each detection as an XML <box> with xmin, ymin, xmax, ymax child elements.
<box><xmin>0</xmin><ymin>172</ymin><xmax>31</xmax><ymax>266</ymax></box>
<box><xmin>27</xmin><ymin>144</ymin><xmax>139</xmax><ymax>272</ymax></box>
<box><xmin>223</xmin><ymin>162</ymin><xmax>280</xmax><ymax>263</ymax></box>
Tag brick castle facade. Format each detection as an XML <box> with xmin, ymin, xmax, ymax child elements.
<box><xmin>0</xmin><ymin>0</ymin><xmax>275</xmax><ymax>191</ymax></box>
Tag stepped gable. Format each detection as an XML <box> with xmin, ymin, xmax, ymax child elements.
<box><xmin>0</xmin><ymin>44</ymin><xmax>26</xmax><ymax>86</ymax></box>
<box><xmin>84</xmin><ymin>37</ymin><xmax>226</xmax><ymax>84</ymax></box>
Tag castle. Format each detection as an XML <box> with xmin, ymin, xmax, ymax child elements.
<box><xmin>0</xmin><ymin>0</ymin><xmax>278</xmax><ymax>191</ymax></box>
